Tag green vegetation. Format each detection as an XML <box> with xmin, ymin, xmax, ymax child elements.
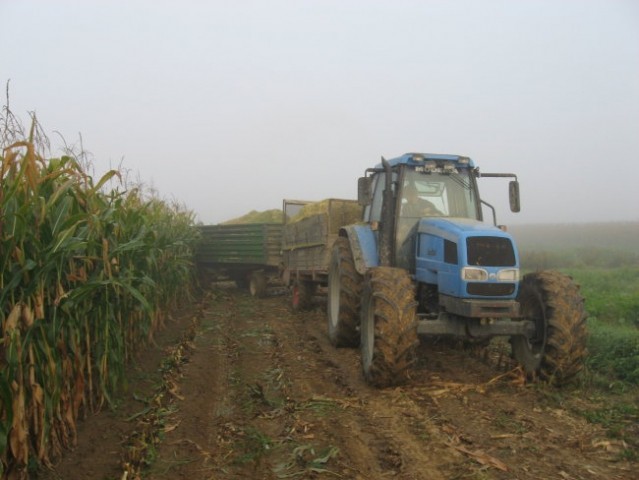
<box><xmin>586</xmin><ymin>319</ymin><xmax>639</xmax><ymax>385</ymax></box>
<box><xmin>0</xmin><ymin>109</ymin><xmax>198</xmax><ymax>474</ymax></box>
<box><xmin>274</xmin><ymin>444</ymin><xmax>340</xmax><ymax>478</ymax></box>
<box><xmin>234</xmin><ymin>426</ymin><xmax>274</xmax><ymax>465</ymax></box>
<box><xmin>512</xmin><ymin>224</ymin><xmax>639</xmax><ymax>459</ymax></box>
<box><xmin>566</xmin><ymin>268</ymin><xmax>639</xmax><ymax>326</ymax></box>
<box><xmin>513</xmin><ymin>223</ymin><xmax>639</xmax><ymax>388</ymax></box>
<box><xmin>522</xmin><ymin>264</ymin><xmax>639</xmax><ymax>460</ymax></box>
<box><xmin>296</xmin><ymin>397</ymin><xmax>341</xmax><ymax>417</ymax></box>
<box><xmin>561</xmin><ymin>268</ymin><xmax>639</xmax><ymax>388</ymax></box>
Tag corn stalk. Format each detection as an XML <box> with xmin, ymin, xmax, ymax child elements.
<box><xmin>0</xmin><ymin>114</ymin><xmax>198</xmax><ymax>478</ymax></box>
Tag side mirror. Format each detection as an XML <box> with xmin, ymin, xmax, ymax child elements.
<box><xmin>357</xmin><ymin>177</ymin><xmax>372</xmax><ymax>206</ymax></box>
<box><xmin>509</xmin><ymin>180</ymin><xmax>521</xmax><ymax>213</ymax></box>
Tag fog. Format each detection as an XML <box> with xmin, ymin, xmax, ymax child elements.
<box><xmin>2</xmin><ymin>0</ymin><xmax>638</xmax><ymax>225</ymax></box>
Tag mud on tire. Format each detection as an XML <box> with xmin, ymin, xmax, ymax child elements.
<box><xmin>512</xmin><ymin>270</ymin><xmax>588</xmax><ymax>385</ymax></box>
<box><xmin>361</xmin><ymin>267</ymin><xmax>419</xmax><ymax>388</ymax></box>
<box><xmin>327</xmin><ymin>236</ymin><xmax>363</xmax><ymax>347</ymax></box>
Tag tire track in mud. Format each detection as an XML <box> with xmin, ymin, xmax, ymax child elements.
<box><xmin>147</xmin><ymin>287</ymin><xmax>461</xmax><ymax>479</ymax></box>
<box><xmin>402</xmin><ymin>342</ymin><xmax>635</xmax><ymax>480</ymax></box>
<box><xmin>148</xmin><ymin>286</ymin><xmax>635</xmax><ymax>480</ymax></box>
<box><xmin>282</xmin><ymin>305</ymin><xmax>463</xmax><ymax>479</ymax></box>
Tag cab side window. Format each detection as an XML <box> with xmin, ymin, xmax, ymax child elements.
<box><xmin>366</xmin><ymin>172</ymin><xmax>395</xmax><ymax>223</ymax></box>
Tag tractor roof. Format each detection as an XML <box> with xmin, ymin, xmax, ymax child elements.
<box><xmin>378</xmin><ymin>153</ymin><xmax>476</xmax><ymax>169</ymax></box>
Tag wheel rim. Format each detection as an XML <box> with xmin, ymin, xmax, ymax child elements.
<box><xmin>521</xmin><ymin>291</ymin><xmax>547</xmax><ymax>357</ymax></box>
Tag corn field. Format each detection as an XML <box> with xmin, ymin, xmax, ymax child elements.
<box><xmin>0</xmin><ymin>111</ymin><xmax>198</xmax><ymax>478</ymax></box>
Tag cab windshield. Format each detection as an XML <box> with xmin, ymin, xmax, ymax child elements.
<box><xmin>400</xmin><ymin>169</ymin><xmax>478</xmax><ymax>220</ymax></box>
<box><xmin>395</xmin><ymin>168</ymin><xmax>479</xmax><ymax>269</ymax></box>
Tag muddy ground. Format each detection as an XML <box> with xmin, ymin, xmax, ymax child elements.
<box><xmin>38</xmin><ymin>283</ymin><xmax>637</xmax><ymax>480</ymax></box>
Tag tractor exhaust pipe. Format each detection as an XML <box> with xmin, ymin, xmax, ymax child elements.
<box><xmin>379</xmin><ymin>157</ymin><xmax>395</xmax><ymax>267</ymax></box>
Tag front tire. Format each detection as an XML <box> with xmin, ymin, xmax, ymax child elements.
<box><xmin>361</xmin><ymin>267</ymin><xmax>418</xmax><ymax>388</ymax></box>
<box><xmin>512</xmin><ymin>271</ymin><xmax>588</xmax><ymax>385</ymax></box>
<box><xmin>327</xmin><ymin>236</ymin><xmax>362</xmax><ymax>347</ymax></box>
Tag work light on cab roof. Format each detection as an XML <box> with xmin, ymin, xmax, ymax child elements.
<box><xmin>376</xmin><ymin>152</ymin><xmax>474</xmax><ymax>170</ymax></box>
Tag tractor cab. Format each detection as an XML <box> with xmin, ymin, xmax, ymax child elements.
<box><xmin>359</xmin><ymin>153</ymin><xmax>486</xmax><ymax>270</ymax></box>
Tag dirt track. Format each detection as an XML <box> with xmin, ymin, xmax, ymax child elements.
<box><xmin>40</xmin><ymin>283</ymin><xmax>636</xmax><ymax>480</ymax></box>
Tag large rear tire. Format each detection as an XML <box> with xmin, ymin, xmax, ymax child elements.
<box><xmin>327</xmin><ymin>236</ymin><xmax>362</xmax><ymax>347</ymax></box>
<box><xmin>361</xmin><ymin>267</ymin><xmax>419</xmax><ymax>388</ymax></box>
<box><xmin>512</xmin><ymin>271</ymin><xmax>588</xmax><ymax>385</ymax></box>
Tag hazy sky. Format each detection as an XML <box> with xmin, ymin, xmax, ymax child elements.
<box><xmin>2</xmin><ymin>0</ymin><xmax>638</xmax><ymax>225</ymax></box>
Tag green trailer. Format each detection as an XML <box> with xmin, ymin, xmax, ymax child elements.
<box><xmin>195</xmin><ymin>223</ymin><xmax>282</xmax><ymax>296</ymax></box>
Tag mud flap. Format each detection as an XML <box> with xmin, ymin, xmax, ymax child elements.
<box><xmin>340</xmin><ymin>225</ymin><xmax>379</xmax><ymax>276</ymax></box>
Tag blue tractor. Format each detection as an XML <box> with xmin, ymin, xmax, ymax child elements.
<box><xmin>328</xmin><ymin>153</ymin><xmax>587</xmax><ymax>387</ymax></box>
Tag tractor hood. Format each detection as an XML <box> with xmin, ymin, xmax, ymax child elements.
<box><xmin>417</xmin><ymin>217</ymin><xmax>511</xmax><ymax>241</ymax></box>
<box><xmin>415</xmin><ymin>217</ymin><xmax>520</xmax><ymax>299</ymax></box>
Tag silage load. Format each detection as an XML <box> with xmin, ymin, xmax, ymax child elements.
<box><xmin>289</xmin><ymin>199</ymin><xmax>362</xmax><ymax>233</ymax></box>
<box><xmin>222</xmin><ymin>209</ymin><xmax>283</xmax><ymax>225</ymax></box>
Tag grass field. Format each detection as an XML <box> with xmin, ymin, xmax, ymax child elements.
<box><xmin>510</xmin><ymin>222</ymin><xmax>639</xmax><ymax>387</ymax></box>
<box><xmin>566</xmin><ymin>267</ymin><xmax>639</xmax><ymax>387</ymax></box>
<box><xmin>567</xmin><ymin>268</ymin><xmax>639</xmax><ymax>327</ymax></box>
<box><xmin>510</xmin><ymin>223</ymin><xmax>639</xmax><ymax>459</ymax></box>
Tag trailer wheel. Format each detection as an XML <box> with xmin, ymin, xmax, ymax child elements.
<box><xmin>327</xmin><ymin>236</ymin><xmax>362</xmax><ymax>347</ymax></box>
<box><xmin>249</xmin><ymin>271</ymin><xmax>268</xmax><ymax>298</ymax></box>
<box><xmin>292</xmin><ymin>280</ymin><xmax>316</xmax><ymax>311</ymax></box>
<box><xmin>232</xmin><ymin>274</ymin><xmax>249</xmax><ymax>290</ymax></box>
<box><xmin>361</xmin><ymin>267</ymin><xmax>418</xmax><ymax>388</ymax></box>
<box><xmin>512</xmin><ymin>271</ymin><xmax>588</xmax><ymax>385</ymax></box>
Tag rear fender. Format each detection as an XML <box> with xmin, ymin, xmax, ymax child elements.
<box><xmin>340</xmin><ymin>225</ymin><xmax>379</xmax><ymax>275</ymax></box>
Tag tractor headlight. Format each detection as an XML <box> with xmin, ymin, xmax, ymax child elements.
<box><xmin>497</xmin><ymin>269</ymin><xmax>519</xmax><ymax>281</ymax></box>
<box><xmin>462</xmin><ymin>267</ymin><xmax>488</xmax><ymax>281</ymax></box>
